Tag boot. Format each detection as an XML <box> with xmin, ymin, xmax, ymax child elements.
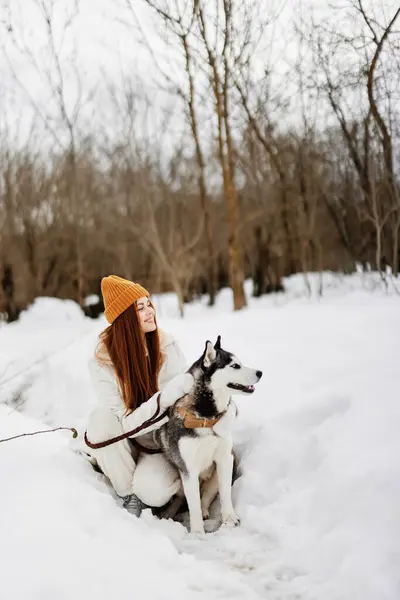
<box><xmin>121</xmin><ymin>493</ymin><xmax>146</xmax><ymax>517</ymax></box>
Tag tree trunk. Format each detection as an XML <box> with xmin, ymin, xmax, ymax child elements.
<box><xmin>183</xmin><ymin>34</ymin><xmax>217</xmax><ymax>307</ymax></box>
<box><xmin>215</xmin><ymin>82</ymin><xmax>245</xmax><ymax>310</ymax></box>
<box><xmin>1</xmin><ymin>265</ymin><xmax>21</xmax><ymax>323</ymax></box>
<box><xmin>215</xmin><ymin>99</ymin><xmax>245</xmax><ymax>309</ymax></box>
<box><xmin>223</xmin><ymin>83</ymin><xmax>246</xmax><ymax>308</ymax></box>
<box><xmin>197</xmin><ymin>3</ymin><xmax>246</xmax><ymax>311</ymax></box>
<box><xmin>392</xmin><ymin>218</ymin><xmax>400</xmax><ymax>276</ymax></box>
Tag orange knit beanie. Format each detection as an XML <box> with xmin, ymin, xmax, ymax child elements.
<box><xmin>101</xmin><ymin>275</ymin><xmax>149</xmax><ymax>324</ymax></box>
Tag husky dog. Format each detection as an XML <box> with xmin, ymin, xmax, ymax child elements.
<box><xmin>154</xmin><ymin>336</ymin><xmax>262</xmax><ymax>534</ymax></box>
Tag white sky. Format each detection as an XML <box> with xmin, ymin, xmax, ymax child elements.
<box><xmin>0</xmin><ymin>0</ymin><xmax>398</xmax><ymax>153</ymax></box>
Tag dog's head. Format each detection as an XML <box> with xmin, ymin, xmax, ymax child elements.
<box><xmin>190</xmin><ymin>335</ymin><xmax>263</xmax><ymax>396</ymax></box>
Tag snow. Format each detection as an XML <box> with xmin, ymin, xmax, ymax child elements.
<box><xmin>1</xmin><ymin>272</ymin><xmax>400</xmax><ymax>600</ymax></box>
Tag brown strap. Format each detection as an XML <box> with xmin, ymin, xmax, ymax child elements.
<box><xmin>84</xmin><ymin>394</ymin><xmax>168</xmax><ymax>450</ymax></box>
<box><xmin>177</xmin><ymin>406</ymin><xmax>223</xmax><ymax>429</ymax></box>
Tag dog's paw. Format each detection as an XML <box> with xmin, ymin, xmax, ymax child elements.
<box><xmin>190</xmin><ymin>526</ymin><xmax>205</xmax><ymax>537</ymax></box>
<box><xmin>201</xmin><ymin>507</ymin><xmax>210</xmax><ymax>520</ymax></box>
<box><xmin>189</xmin><ymin>516</ymin><xmax>206</xmax><ymax>536</ymax></box>
<box><xmin>221</xmin><ymin>512</ymin><xmax>240</xmax><ymax>528</ymax></box>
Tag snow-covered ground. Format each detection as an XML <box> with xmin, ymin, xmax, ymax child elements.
<box><xmin>1</xmin><ymin>272</ymin><xmax>399</xmax><ymax>600</ymax></box>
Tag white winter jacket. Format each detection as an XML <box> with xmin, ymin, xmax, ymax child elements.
<box><xmin>88</xmin><ymin>330</ymin><xmax>186</xmax><ymax>441</ymax></box>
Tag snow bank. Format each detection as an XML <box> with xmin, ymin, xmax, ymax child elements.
<box><xmin>0</xmin><ymin>273</ymin><xmax>399</xmax><ymax>599</ymax></box>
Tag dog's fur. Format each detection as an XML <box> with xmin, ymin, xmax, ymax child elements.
<box><xmin>154</xmin><ymin>336</ymin><xmax>262</xmax><ymax>534</ymax></box>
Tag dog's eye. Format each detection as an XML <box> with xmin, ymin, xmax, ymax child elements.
<box><xmin>230</xmin><ymin>363</ymin><xmax>241</xmax><ymax>369</ymax></box>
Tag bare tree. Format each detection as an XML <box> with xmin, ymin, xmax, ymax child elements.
<box><xmin>231</xmin><ymin>1</ymin><xmax>299</xmax><ymax>279</ymax></box>
<box><xmin>1</xmin><ymin>0</ymin><xmax>91</xmax><ymax>305</ymax></box>
<box><xmin>103</xmin><ymin>90</ymin><xmax>205</xmax><ymax>316</ymax></box>
<box><xmin>304</xmin><ymin>0</ymin><xmax>400</xmax><ymax>274</ymax></box>
<box><xmin>132</xmin><ymin>0</ymin><xmax>218</xmax><ymax>306</ymax></box>
<box><xmin>358</xmin><ymin>1</ymin><xmax>400</xmax><ymax>273</ymax></box>
<box><xmin>195</xmin><ymin>0</ymin><xmax>246</xmax><ymax>309</ymax></box>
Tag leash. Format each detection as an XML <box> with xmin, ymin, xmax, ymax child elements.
<box><xmin>84</xmin><ymin>395</ymin><xmax>168</xmax><ymax>450</ymax></box>
<box><xmin>84</xmin><ymin>398</ymin><xmax>226</xmax><ymax>451</ymax></box>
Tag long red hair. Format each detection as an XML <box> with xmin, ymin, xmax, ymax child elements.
<box><xmin>96</xmin><ymin>302</ymin><xmax>162</xmax><ymax>412</ymax></box>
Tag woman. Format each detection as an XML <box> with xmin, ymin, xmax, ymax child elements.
<box><xmin>85</xmin><ymin>275</ymin><xmax>193</xmax><ymax>517</ymax></box>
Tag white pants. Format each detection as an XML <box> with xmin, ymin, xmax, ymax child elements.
<box><xmin>86</xmin><ymin>407</ymin><xmax>181</xmax><ymax>506</ymax></box>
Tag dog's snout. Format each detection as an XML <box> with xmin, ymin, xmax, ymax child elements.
<box><xmin>256</xmin><ymin>370</ymin><xmax>263</xmax><ymax>379</ymax></box>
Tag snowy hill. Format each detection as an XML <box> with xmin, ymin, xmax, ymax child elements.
<box><xmin>1</xmin><ymin>273</ymin><xmax>399</xmax><ymax>600</ymax></box>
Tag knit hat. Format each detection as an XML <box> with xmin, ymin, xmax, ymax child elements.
<box><xmin>101</xmin><ymin>275</ymin><xmax>149</xmax><ymax>324</ymax></box>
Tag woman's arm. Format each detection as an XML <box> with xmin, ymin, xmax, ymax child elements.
<box><xmin>120</xmin><ymin>392</ymin><xmax>165</xmax><ymax>437</ymax></box>
<box><xmin>122</xmin><ymin>372</ymin><xmax>193</xmax><ymax>437</ymax></box>
<box><xmin>88</xmin><ymin>358</ymin><xmax>192</xmax><ymax>439</ymax></box>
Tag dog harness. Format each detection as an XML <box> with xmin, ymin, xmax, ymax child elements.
<box><xmin>177</xmin><ymin>407</ymin><xmax>224</xmax><ymax>429</ymax></box>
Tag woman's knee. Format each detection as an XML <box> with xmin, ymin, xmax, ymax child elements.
<box><xmin>132</xmin><ymin>454</ymin><xmax>181</xmax><ymax>507</ymax></box>
<box><xmin>86</xmin><ymin>408</ymin><xmax>136</xmax><ymax>497</ymax></box>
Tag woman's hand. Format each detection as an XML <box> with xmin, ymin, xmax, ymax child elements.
<box><xmin>160</xmin><ymin>373</ymin><xmax>194</xmax><ymax>409</ymax></box>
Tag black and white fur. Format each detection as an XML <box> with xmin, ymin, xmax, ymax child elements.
<box><xmin>154</xmin><ymin>336</ymin><xmax>262</xmax><ymax>534</ymax></box>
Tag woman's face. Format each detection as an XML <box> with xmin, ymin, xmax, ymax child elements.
<box><xmin>136</xmin><ymin>296</ymin><xmax>156</xmax><ymax>333</ymax></box>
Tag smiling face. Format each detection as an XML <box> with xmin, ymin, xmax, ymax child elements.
<box><xmin>136</xmin><ymin>296</ymin><xmax>157</xmax><ymax>334</ymax></box>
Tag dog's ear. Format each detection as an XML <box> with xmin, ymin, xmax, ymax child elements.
<box><xmin>202</xmin><ymin>340</ymin><xmax>217</xmax><ymax>368</ymax></box>
<box><xmin>214</xmin><ymin>335</ymin><xmax>221</xmax><ymax>350</ymax></box>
